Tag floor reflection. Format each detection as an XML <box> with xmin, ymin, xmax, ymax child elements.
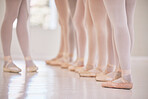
<box><xmin>0</xmin><ymin>60</ymin><xmax>147</xmax><ymax>99</ymax></box>
<box><xmin>102</xmin><ymin>87</ymin><xmax>132</xmax><ymax>99</ymax></box>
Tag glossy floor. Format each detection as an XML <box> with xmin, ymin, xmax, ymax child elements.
<box><xmin>0</xmin><ymin>59</ymin><xmax>148</xmax><ymax>99</ymax></box>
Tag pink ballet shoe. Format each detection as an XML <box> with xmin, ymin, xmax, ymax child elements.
<box><xmin>68</xmin><ymin>58</ymin><xmax>84</xmax><ymax>71</ymax></box>
<box><xmin>79</xmin><ymin>68</ymin><xmax>102</xmax><ymax>77</ymax></box>
<box><xmin>102</xmin><ymin>70</ymin><xmax>133</xmax><ymax>89</ymax></box>
<box><xmin>96</xmin><ymin>70</ymin><xmax>121</xmax><ymax>82</ymax></box>
<box><xmin>3</xmin><ymin>56</ymin><xmax>21</xmax><ymax>73</ymax></box>
<box><xmin>68</xmin><ymin>65</ymin><xmax>84</xmax><ymax>71</ymax></box>
<box><xmin>49</xmin><ymin>60</ymin><xmax>62</xmax><ymax>66</ymax></box>
<box><xmin>75</xmin><ymin>64</ymin><xmax>93</xmax><ymax>73</ymax></box>
<box><xmin>102</xmin><ymin>78</ymin><xmax>133</xmax><ymax>90</ymax></box>
<box><xmin>61</xmin><ymin>62</ymin><xmax>71</xmax><ymax>69</ymax></box>
<box><xmin>46</xmin><ymin>53</ymin><xmax>63</xmax><ymax>65</ymax></box>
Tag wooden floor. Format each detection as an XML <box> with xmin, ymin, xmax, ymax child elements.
<box><xmin>0</xmin><ymin>59</ymin><xmax>148</xmax><ymax>99</ymax></box>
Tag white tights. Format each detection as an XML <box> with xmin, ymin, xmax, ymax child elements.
<box><xmin>88</xmin><ymin>0</ymin><xmax>107</xmax><ymax>71</ymax></box>
<box><xmin>103</xmin><ymin>0</ymin><xmax>136</xmax><ymax>82</ymax></box>
<box><xmin>73</xmin><ymin>0</ymin><xmax>87</xmax><ymax>61</ymax></box>
<box><xmin>1</xmin><ymin>0</ymin><xmax>35</xmax><ymax>67</ymax></box>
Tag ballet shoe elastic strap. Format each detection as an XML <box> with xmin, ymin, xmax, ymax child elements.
<box><xmin>25</xmin><ymin>56</ymin><xmax>32</xmax><ymax>61</ymax></box>
<box><xmin>68</xmin><ymin>53</ymin><xmax>73</xmax><ymax>58</ymax></box>
<box><xmin>4</xmin><ymin>56</ymin><xmax>12</xmax><ymax>63</ymax></box>
<box><xmin>96</xmin><ymin>66</ymin><xmax>104</xmax><ymax>72</ymax></box>
<box><xmin>107</xmin><ymin>64</ymin><xmax>115</xmax><ymax>67</ymax></box>
<box><xmin>77</xmin><ymin>58</ymin><xmax>84</xmax><ymax>62</ymax></box>
<box><xmin>106</xmin><ymin>64</ymin><xmax>115</xmax><ymax>70</ymax></box>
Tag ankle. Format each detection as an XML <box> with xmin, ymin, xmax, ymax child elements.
<box><xmin>122</xmin><ymin>75</ymin><xmax>132</xmax><ymax>83</ymax></box>
<box><xmin>24</xmin><ymin>56</ymin><xmax>35</xmax><ymax>66</ymax></box>
<box><xmin>85</xmin><ymin>64</ymin><xmax>94</xmax><ymax>70</ymax></box>
<box><xmin>121</xmin><ymin>70</ymin><xmax>132</xmax><ymax>83</ymax></box>
<box><xmin>4</xmin><ymin>56</ymin><xmax>12</xmax><ymax>63</ymax></box>
<box><xmin>105</xmin><ymin>64</ymin><xmax>115</xmax><ymax>74</ymax></box>
<box><xmin>76</xmin><ymin>58</ymin><xmax>84</xmax><ymax>66</ymax></box>
<box><xmin>56</xmin><ymin>52</ymin><xmax>64</xmax><ymax>58</ymax></box>
<box><xmin>96</xmin><ymin>65</ymin><xmax>105</xmax><ymax>72</ymax></box>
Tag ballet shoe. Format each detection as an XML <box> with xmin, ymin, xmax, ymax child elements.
<box><xmin>104</xmin><ymin>64</ymin><xmax>115</xmax><ymax>74</ymax></box>
<box><xmin>26</xmin><ymin>66</ymin><xmax>38</xmax><ymax>72</ymax></box>
<box><xmin>74</xmin><ymin>66</ymin><xmax>84</xmax><ymax>73</ymax></box>
<box><xmin>3</xmin><ymin>56</ymin><xmax>21</xmax><ymax>73</ymax></box>
<box><xmin>68</xmin><ymin>65</ymin><xmax>75</xmax><ymax>71</ymax></box>
<box><xmin>75</xmin><ymin>64</ymin><xmax>93</xmax><ymax>73</ymax></box>
<box><xmin>50</xmin><ymin>53</ymin><xmax>73</xmax><ymax>67</ymax></box>
<box><xmin>68</xmin><ymin>58</ymin><xmax>84</xmax><ymax>71</ymax></box>
<box><xmin>96</xmin><ymin>65</ymin><xmax>121</xmax><ymax>82</ymax></box>
<box><xmin>95</xmin><ymin>73</ymin><xmax>113</xmax><ymax>82</ymax></box>
<box><xmin>61</xmin><ymin>62</ymin><xmax>71</xmax><ymax>69</ymax></box>
<box><xmin>79</xmin><ymin>68</ymin><xmax>102</xmax><ymax>77</ymax></box>
<box><xmin>25</xmin><ymin>56</ymin><xmax>38</xmax><ymax>72</ymax></box>
<box><xmin>46</xmin><ymin>60</ymin><xmax>55</xmax><ymax>65</ymax></box>
<box><xmin>102</xmin><ymin>70</ymin><xmax>133</xmax><ymax>90</ymax></box>
<box><xmin>49</xmin><ymin>60</ymin><xmax>62</xmax><ymax>66</ymax></box>
<box><xmin>60</xmin><ymin>53</ymin><xmax>74</xmax><ymax>68</ymax></box>
<box><xmin>68</xmin><ymin>65</ymin><xmax>83</xmax><ymax>71</ymax></box>
<box><xmin>102</xmin><ymin>78</ymin><xmax>133</xmax><ymax>90</ymax></box>
<box><xmin>75</xmin><ymin>67</ymin><xmax>85</xmax><ymax>73</ymax></box>
<box><xmin>46</xmin><ymin>53</ymin><xmax>63</xmax><ymax>65</ymax></box>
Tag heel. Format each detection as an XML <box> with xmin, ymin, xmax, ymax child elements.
<box><xmin>3</xmin><ymin>56</ymin><xmax>21</xmax><ymax>73</ymax></box>
<box><xmin>25</xmin><ymin>56</ymin><xmax>38</xmax><ymax>72</ymax></box>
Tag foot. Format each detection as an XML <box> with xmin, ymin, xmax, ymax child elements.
<box><xmin>102</xmin><ymin>77</ymin><xmax>133</xmax><ymax>90</ymax></box>
<box><xmin>96</xmin><ymin>70</ymin><xmax>121</xmax><ymax>82</ymax></box>
<box><xmin>68</xmin><ymin>58</ymin><xmax>84</xmax><ymax>71</ymax></box>
<box><xmin>60</xmin><ymin>53</ymin><xmax>74</xmax><ymax>69</ymax></box>
<box><xmin>46</xmin><ymin>53</ymin><xmax>63</xmax><ymax>65</ymax></box>
<box><xmin>25</xmin><ymin>56</ymin><xmax>38</xmax><ymax>72</ymax></box>
<box><xmin>68</xmin><ymin>65</ymin><xmax>84</xmax><ymax>71</ymax></box>
<box><xmin>3</xmin><ymin>56</ymin><xmax>21</xmax><ymax>73</ymax></box>
<box><xmin>104</xmin><ymin>64</ymin><xmax>115</xmax><ymax>74</ymax></box>
<box><xmin>61</xmin><ymin>62</ymin><xmax>71</xmax><ymax>69</ymax></box>
<box><xmin>79</xmin><ymin>68</ymin><xmax>102</xmax><ymax>77</ymax></box>
<box><xmin>75</xmin><ymin>64</ymin><xmax>94</xmax><ymax>73</ymax></box>
<box><xmin>96</xmin><ymin>65</ymin><xmax>121</xmax><ymax>82</ymax></box>
<box><xmin>49</xmin><ymin>53</ymin><xmax>73</xmax><ymax>67</ymax></box>
<box><xmin>102</xmin><ymin>70</ymin><xmax>133</xmax><ymax>90</ymax></box>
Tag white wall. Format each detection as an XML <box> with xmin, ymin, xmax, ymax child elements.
<box><xmin>132</xmin><ymin>0</ymin><xmax>148</xmax><ymax>56</ymax></box>
<box><xmin>0</xmin><ymin>0</ymin><xmax>148</xmax><ymax>60</ymax></box>
<box><xmin>0</xmin><ymin>0</ymin><xmax>61</xmax><ymax>60</ymax></box>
